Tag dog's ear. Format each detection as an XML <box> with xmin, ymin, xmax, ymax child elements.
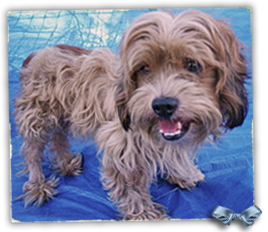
<box><xmin>117</xmin><ymin>18</ymin><xmax>147</xmax><ymax>132</ymax></box>
<box><xmin>212</xmin><ymin>19</ymin><xmax>248</xmax><ymax>129</ymax></box>
<box><xmin>115</xmin><ymin>81</ymin><xmax>131</xmax><ymax>131</ymax></box>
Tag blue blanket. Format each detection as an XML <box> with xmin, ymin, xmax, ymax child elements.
<box><xmin>9</xmin><ymin>8</ymin><xmax>253</xmax><ymax>222</ymax></box>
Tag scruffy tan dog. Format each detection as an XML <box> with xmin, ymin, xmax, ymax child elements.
<box><xmin>14</xmin><ymin>10</ymin><xmax>248</xmax><ymax>220</ymax></box>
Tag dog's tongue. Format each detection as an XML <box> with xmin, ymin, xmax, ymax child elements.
<box><xmin>160</xmin><ymin>120</ymin><xmax>179</xmax><ymax>133</ymax></box>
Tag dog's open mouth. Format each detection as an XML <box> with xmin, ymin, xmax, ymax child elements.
<box><xmin>159</xmin><ymin>119</ymin><xmax>190</xmax><ymax>141</ymax></box>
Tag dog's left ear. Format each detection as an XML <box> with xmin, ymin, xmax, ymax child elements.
<box><xmin>213</xmin><ymin>19</ymin><xmax>248</xmax><ymax>129</ymax></box>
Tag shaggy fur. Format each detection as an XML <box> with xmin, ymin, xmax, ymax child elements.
<box><xmin>14</xmin><ymin>10</ymin><xmax>248</xmax><ymax>220</ymax></box>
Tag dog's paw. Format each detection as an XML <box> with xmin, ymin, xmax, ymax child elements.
<box><xmin>168</xmin><ymin>169</ymin><xmax>205</xmax><ymax>189</ymax></box>
<box><xmin>21</xmin><ymin>176</ymin><xmax>60</xmax><ymax>207</ymax></box>
<box><xmin>61</xmin><ymin>152</ymin><xmax>83</xmax><ymax>176</ymax></box>
<box><xmin>124</xmin><ymin>203</ymin><xmax>167</xmax><ymax>221</ymax></box>
<box><xmin>52</xmin><ymin>152</ymin><xmax>83</xmax><ymax>176</ymax></box>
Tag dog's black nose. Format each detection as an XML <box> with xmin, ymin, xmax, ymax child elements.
<box><xmin>152</xmin><ymin>97</ymin><xmax>179</xmax><ymax>118</ymax></box>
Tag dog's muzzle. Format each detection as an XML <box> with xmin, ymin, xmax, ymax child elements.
<box><xmin>152</xmin><ymin>97</ymin><xmax>190</xmax><ymax>141</ymax></box>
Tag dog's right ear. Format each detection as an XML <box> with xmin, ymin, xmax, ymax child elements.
<box><xmin>115</xmin><ymin>82</ymin><xmax>131</xmax><ymax>131</ymax></box>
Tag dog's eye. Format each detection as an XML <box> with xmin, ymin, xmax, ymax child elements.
<box><xmin>138</xmin><ymin>65</ymin><xmax>150</xmax><ymax>75</ymax></box>
<box><xmin>184</xmin><ymin>59</ymin><xmax>201</xmax><ymax>74</ymax></box>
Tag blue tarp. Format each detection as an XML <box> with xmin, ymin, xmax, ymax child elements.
<box><xmin>8</xmin><ymin>8</ymin><xmax>253</xmax><ymax>222</ymax></box>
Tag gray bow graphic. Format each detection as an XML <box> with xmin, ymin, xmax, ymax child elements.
<box><xmin>211</xmin><ymin>205</ymin><xmax>262</xmax><ymax>226</ymax></box>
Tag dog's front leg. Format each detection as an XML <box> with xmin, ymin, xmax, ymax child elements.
<box><xmin>101</xmin><ymin>165</ymin><xmax>167</xmax><ymax>220</ymax></box>
<box><xmin>97</xmin><ymin>122</ymin><xmax>167</xmax><ymax>220</ymax></box>
<box><xmin>164</xmin><ymin>152</ymin><xmax>204</xmax><ymax>189</ymax></box>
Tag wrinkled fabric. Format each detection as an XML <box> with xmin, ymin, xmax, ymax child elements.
<box><xmin>8</xmin><ymin>8</ymin><xmax>253</xmax><ymax>222</ymax></box>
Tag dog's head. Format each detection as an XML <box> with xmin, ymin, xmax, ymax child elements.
<box><xmin>116</xmin><ymin>10</ymin><xmax>248</xmax><ymax>144</ymax></box>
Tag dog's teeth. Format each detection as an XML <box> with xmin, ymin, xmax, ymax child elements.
<box><xmin>163</xmin><ymin>132</ymin><xmax>172</xmax><ymax>136</ymax></box>
<box><xmin>177</xmin><ymin>122</ymin><xmax>182</xmax><ymax>129</ymax></box>
<box><xmin>163</xmin><ymin>130</ymin><xmax>181</xmax><ymax>137</ymax></box>
<box><xmin>160</xmin><ymin>129</ymin><xmax>164</xmax><ymax>133</ymax></box>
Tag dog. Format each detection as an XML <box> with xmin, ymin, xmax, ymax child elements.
<box><xmin>14</xmin><ymin>10</ymin><xmax>248</xmax><ymax>220</ymax></box>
